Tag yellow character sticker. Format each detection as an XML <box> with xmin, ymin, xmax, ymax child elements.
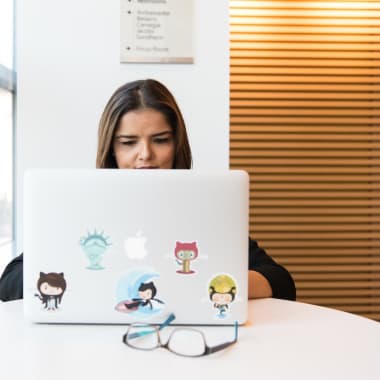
<box><xmin>208</xmin><ymin>274</ymin><xmax>237</xmax><ymax>319</ymax></box>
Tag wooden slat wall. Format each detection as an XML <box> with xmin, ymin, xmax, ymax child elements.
<box><xmin>229</xmin><ymin>0</ymin><xmax>380</xmax><ymax>320</ymax></box>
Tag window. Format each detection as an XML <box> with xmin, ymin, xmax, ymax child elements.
<box><xmin>0</xmin><ymin>0</ymin><xmax>15</xmax><ymax>271</ymax></box>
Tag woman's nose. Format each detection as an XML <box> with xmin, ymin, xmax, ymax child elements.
<box><xmin>138</xmin><ymin>141</ymin><xmax>152</xmax><ymax>160</ymax></box>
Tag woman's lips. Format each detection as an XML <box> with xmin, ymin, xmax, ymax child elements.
<box><xmin>136</xmin><ymin>166</ymin><xmax>158</xmax><ymax>169</ymax></box>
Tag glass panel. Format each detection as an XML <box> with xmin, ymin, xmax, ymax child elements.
<box><xmin>0</xmin><ymin>88</ymin><xmax>13</xmax><ymax>270</ymax></box>
<box><xmin>0</xmin><ymin>0</ymin><xmax>14</xmax><ymax>69</ymax></box>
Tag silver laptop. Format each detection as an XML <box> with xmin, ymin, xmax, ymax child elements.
<box><xmin>23</xmin><ymin>169</ymin><xmax>249</xmax><ymax>325</ymax></box>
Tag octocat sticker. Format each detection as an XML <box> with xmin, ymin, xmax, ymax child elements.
<box><xmin>34</xmin><ymin>272</ymin><xmax>67</xmax><ymax>311</ymax></box>
<box><xmin>115</xmin><ymin>268</ymin><xmax>165</xmax><ymax>319</ymax></box>
<box><xmin>208</xmin><ymin>274</ymin><xmax>237</xmax><ymax>319</ymax></box>
<box><xmin>174</xmin><ymin>241</ymin><xmax>199</xmax><ymax>274</ymax></box>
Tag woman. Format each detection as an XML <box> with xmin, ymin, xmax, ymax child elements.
<box><xmin>96</xmin><ymin>79</ymin><xmax>191</xmax><ymax>170</ymax></box>
<box><xmin>0</xmin><ymin>79</ymin><xmax>296</xmax><ymax>301</ymax></box>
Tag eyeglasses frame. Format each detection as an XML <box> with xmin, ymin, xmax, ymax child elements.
<box><xmin>122</xmin><ymin>313</ymin><xmax>239</xmax><ymax>357</ymax></box>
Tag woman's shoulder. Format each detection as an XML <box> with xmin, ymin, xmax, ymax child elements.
<box><xmin>0</xmin><ymin>253</ymin><xmax>24</xmax><ymax>301</ymax></box>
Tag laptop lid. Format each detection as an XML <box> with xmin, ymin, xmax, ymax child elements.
<box><xmin>23</xmin><ymin>169</ymin><xmax>249</xmax><ymax>325</ymax></box>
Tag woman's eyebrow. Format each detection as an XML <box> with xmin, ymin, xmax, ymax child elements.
<box><xmin>115</xmin><ymin>130</ymin><xmax>172</xmax><ymax>139</ymax></box>
<box><xmin>114</xmin><ymin>134</ymin><xmax>137</xmax><ymax>139</ymax></box>
<box><xmin>151</xmin><ymin>130</ymin><xmax>173</xmax><ymax>137</ymax></box>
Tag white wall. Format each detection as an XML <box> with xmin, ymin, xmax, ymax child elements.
<box><xmin>15</xmin><ymin>0</ymin><xmax>229</xmax><ymax>254</ymax></box>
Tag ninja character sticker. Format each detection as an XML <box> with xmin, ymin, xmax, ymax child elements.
<box><xmin>208</xmin><ymin>274</ymin><xmax>237</xmax><ymax>319</ymax></box>
<box><xmin>174</xmin><ymin>241</ymin><xmax>199</xmax><ymax>274</ymax></box>
<box><xmin>79</xmin><ymin>230</ymin><xmax>111</xmax><ymax>270</ymax></box>
<box><xmin>35</xmin><ymin>272</ymin><xmax>67</xmax><ymax>311</ymax></box>
<box><xmin>115</xmin><ymin>268</ymin><xmax>165</xmax><ymax>319</ymax></box>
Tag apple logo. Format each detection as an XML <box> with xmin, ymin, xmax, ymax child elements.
<box><xmin>124</xmin><ymin>230</ymin><xmax>147</xmax><ymax>259</ymax></box>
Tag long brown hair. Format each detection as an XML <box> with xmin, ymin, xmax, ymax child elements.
<box><xmin>96</xmin><ymin>79</ymin><xmax>192</xmax><ymax>169</ymax></box>
<box><xmin>37</xmin><ymin>272</ymin><xmax>67</xmax><ymax>304</ymax></box>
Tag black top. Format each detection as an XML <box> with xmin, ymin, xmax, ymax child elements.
<box><xmin>0</xmin><ymin>239</ymin><xmax>296</xmax><ymax>302</ymax></box>
<box><xmin>249</xmin><ymin>239</ymin><xmax>296</xmax><ymax>300</ymax></box>
<box><xmin>0</xmin><ymin>253</ymin><xmax>23</xmax><ymax>301</ymax></box>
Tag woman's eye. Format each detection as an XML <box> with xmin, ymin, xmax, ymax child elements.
<box><xmin>120</xmin><ymin>140</ymin><xmax>136</xmax><ymax>146</ymax></box>
<box><xmin>154</xmin><ymin>137</ymin><xmax>170</xmax><ymax>144</ymax></box>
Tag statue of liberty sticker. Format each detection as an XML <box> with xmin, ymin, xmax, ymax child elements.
<box><xmin>80</xmin><ymin>230</ymin><xmax>111</xmax><ymax>270</ymax></box>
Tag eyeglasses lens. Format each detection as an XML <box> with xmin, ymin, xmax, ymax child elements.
<box><xmin>168</xmin><ymin>329</ymin><xmax>205</xmax><ymax>356</ymax></box>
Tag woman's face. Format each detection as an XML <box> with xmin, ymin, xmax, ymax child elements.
<box><xmin>113</xmin><ymin>108</ymin><xmax>175</xmax><ymax>169</ymax></box>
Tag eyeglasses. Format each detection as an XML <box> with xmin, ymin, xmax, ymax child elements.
<box><xmin>122</xmin><ymin>313</ymin><xmax>238</xmax><ymax>357</ymax></box>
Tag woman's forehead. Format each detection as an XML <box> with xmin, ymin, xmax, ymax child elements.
<box><xmin>116</xmin><ymin>108</ymin><xmax>172</xmax><ymax>135</ymax></box>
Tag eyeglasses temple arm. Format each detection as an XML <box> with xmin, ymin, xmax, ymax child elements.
<box><xmin>159</xmin><ymin>313</ymin><xmax>176</xmax><ymax>331</ymax></box>
<box><xmin>206</xmin><ymin>340</ymin><xmax>235</xmax><ymax>354</ymax></box>
<box><xmin>205</xmin><ymin>322</ymin><xmax>239</xmax><ymax>355</ymax></box>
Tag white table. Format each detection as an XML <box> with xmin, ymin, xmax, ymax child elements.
<box><xmin>0</xmin><ymin>299</ymin><xmax>379</xmax><ymax>380</ymax></box>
